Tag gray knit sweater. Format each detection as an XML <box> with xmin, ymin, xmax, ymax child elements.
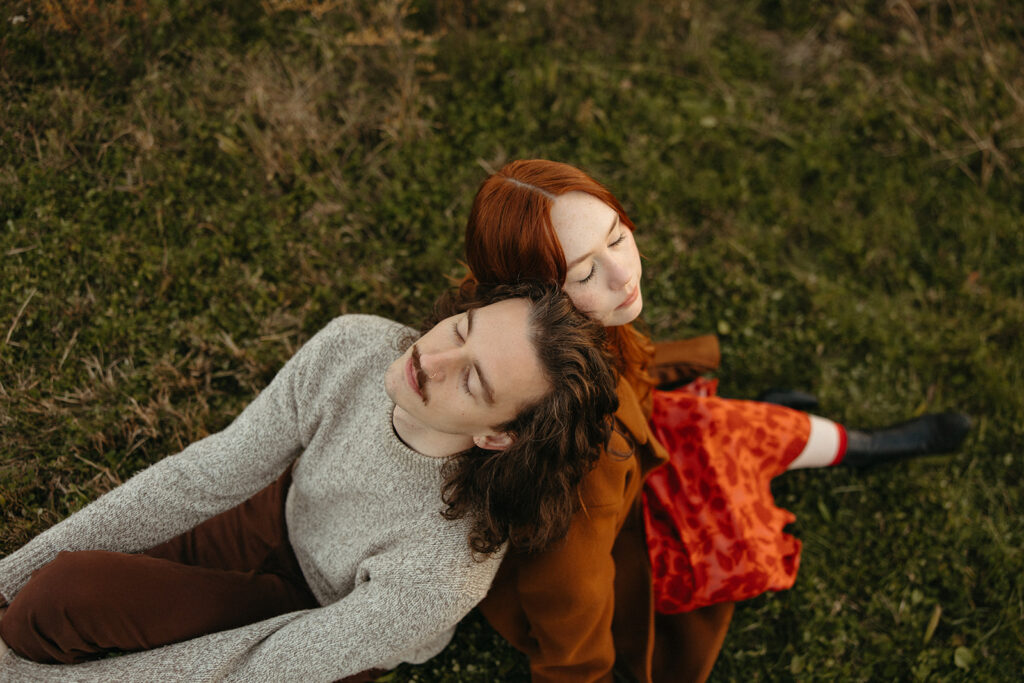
<box><xmin>0</xmin><ymin>315</ymin><xmax>502</xmax><ymax>682</ymax></box>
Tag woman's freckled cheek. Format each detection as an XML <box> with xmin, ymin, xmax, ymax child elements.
<box><xmin>565</xmin><ymin>287</ymin><xmax>588</xmax><ymax>310</ymax></box>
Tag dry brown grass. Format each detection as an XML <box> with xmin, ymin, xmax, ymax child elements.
<box><xmin>879</xmin><ymin>0</ymin><xmax>1024</xmax><ymax>185</ymax></box>
<box><xmin>18</xmin><ymin>0</ymin><xmax>151</xmax><ymax>34</ymax></box>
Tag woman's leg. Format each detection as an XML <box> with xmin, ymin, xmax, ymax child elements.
<box><xmin>786</xmin><ymin>412</ymin><xmax>971</xmax><ymax>470</ymax></box>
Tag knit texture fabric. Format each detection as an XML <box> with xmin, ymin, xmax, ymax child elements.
<box><xmin>0</xmin><ymin>315</ymin><xmax>502</xmax><ymax>682</ymax></box>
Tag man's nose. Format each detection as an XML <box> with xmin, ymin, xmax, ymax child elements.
<box><xmin>419</xmin><ymin>349</ymin><xmax>458</xmax><ymax>382</ymax></box>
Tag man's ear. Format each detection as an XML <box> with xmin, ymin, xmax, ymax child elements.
<box><xmin>473</xmin><ymin>432</ymin><xmax>515</xmax><ymax>451</ymax></box>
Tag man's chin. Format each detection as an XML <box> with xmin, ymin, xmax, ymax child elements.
<box><xmin>383</xmin><ymin>361</ymin><xmax>403</xmax><ymax>403</ymax></box>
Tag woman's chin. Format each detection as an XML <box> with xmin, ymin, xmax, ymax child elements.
<box><xmin>604</xmin><ymin>297</ymin><xmax>643</xmax><ymax>327</ymax></box>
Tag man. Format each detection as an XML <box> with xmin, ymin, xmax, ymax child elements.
<box><xmin>0</xmin><ymin>281</ymin><xmax>618</xmax><ymax>682</ymax></box>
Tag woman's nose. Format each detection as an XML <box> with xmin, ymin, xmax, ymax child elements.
<box><xmin>607</xmin><ymin>257</ymin><xmax>632</xmax><ymax>289</ymax></box>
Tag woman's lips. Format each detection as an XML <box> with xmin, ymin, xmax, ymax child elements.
<box><xmin>617</xmin><ymin>284</ymin><xmax>640</xmax><ymax>309</ymax></box>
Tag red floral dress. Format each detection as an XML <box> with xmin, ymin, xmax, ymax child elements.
<box><xmin>642</xmin><ymin>378</ymin><xmax>811</xmax><ymax>613</ymax></box>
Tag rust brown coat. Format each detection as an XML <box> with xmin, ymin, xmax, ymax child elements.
<box><xmin>478</xmin><ymin>336</ymin><xmax>733</xmax><ymax>683</ymax></box>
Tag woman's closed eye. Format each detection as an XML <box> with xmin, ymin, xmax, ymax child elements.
<box><xmin>577</xmin><ymin>233</ymin><xmax>626</xmax><ymax>284</ymax></box>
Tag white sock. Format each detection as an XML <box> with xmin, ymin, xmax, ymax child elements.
<box><xmin>787</xmin><ymin>415</ymin><xmax>846</xmax><ymax>470</ymax></box>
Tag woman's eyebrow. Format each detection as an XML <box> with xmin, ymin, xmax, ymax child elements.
<box><xmin>565</xmin><ymin>214</ymin><xmax>619</xmax><ymax>269</ymax></box>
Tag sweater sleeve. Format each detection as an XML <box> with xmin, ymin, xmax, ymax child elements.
<box><xmin>0</xmin><ymin>321</ymin><xmax>339</xmax><ymax>603</ymax></box>
<box><xmin>0</xmin><ymin>533</ymin><xmax>502</xmax><ymax>682</ymax></box>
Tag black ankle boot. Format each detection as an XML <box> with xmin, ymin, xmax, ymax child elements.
<box><xmin>840</xmin><ymin>412</ymin><xmax>971</xmax><ymax>467</ymax></box>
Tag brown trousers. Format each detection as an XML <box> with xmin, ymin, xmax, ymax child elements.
<box><xmin>0</xmin><ymin>470</ymin><xmax>384</xmax><ymax>682</ymax></box>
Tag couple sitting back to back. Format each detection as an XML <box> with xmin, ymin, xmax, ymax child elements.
<box><xmin>0</xmin><ymin>160</ymin><xmax>970</xmax><ymax>683</ymax></box>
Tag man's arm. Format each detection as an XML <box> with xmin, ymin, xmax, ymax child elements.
<box><xmin>0</xmin><ymin>529</ymin><xmax>501</xmax><ymax>682</ymax></box>
<box><xmin>0</xmin><ymin>320</ymin><xmax>344</xmax><ymax>601</ymax></box>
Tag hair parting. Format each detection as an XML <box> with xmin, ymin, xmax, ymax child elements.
<box><xmin>463</xmin><ymin>159</ymin><xmax>656</xmax><ymax>400</ymax></box>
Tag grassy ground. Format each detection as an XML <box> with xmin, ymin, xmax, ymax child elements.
<box><xmin>2</xmin><ymin>0</ymin><xmax>1022</xmax><ymax>680</ymax></box>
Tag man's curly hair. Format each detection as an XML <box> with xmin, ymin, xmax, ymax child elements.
<box><xmin>418</xmin><ymin>280</ymin><xmax>619</xmax><ymax>556</ymax></box>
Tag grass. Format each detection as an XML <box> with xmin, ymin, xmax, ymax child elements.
<box><xmin>2</xmin><ymin>0</ymin><xmax>1022</xmax><ymax>679</ymax></box>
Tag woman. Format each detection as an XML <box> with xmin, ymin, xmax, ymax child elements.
<box><xmin>464</xmin><ymin>159</ymin><xmax>970</xmax><ymax>683</ymax></box>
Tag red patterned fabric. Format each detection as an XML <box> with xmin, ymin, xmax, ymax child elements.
<box><xmin>642</xmin><ymin>379</ymin><xmax>811</xmax><ymax>613</ymax></box>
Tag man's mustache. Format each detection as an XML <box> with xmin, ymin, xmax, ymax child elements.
<box><xmin>411</xmin><ymin>344</ymin><xmax>429</xmax><ymax>403</ymax></box>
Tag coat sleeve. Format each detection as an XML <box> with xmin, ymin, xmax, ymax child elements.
<box><xmin>649</xmin><ymin>335</ymin><xmax>720</xmax><ymax>388</ymax></box>
<box><xmin>481</xmin><ymin>443</ymin><xmax>639</xmax><ymax>683</ymax></box>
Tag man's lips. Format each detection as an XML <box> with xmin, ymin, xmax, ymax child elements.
<box><xmin>406</xmin><ymin>355</ymin><xmax>423</xmax><ymax>399</ymax></box>
<box><xmin>617</xmin><ymin>283</ymin><xmax>640</xmax><ymax>309</ymax></box>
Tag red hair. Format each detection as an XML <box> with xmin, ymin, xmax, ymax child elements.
<box><xmin>462</xmin><ymin>159</ymin><xmax>655</xmax><ymax>396</ymax></box>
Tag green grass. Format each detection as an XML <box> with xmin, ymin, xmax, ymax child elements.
<box><xmin>2</xmin><ymin>0</ymin><xmax>1022</xmax><ymax>679</ymax></box>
